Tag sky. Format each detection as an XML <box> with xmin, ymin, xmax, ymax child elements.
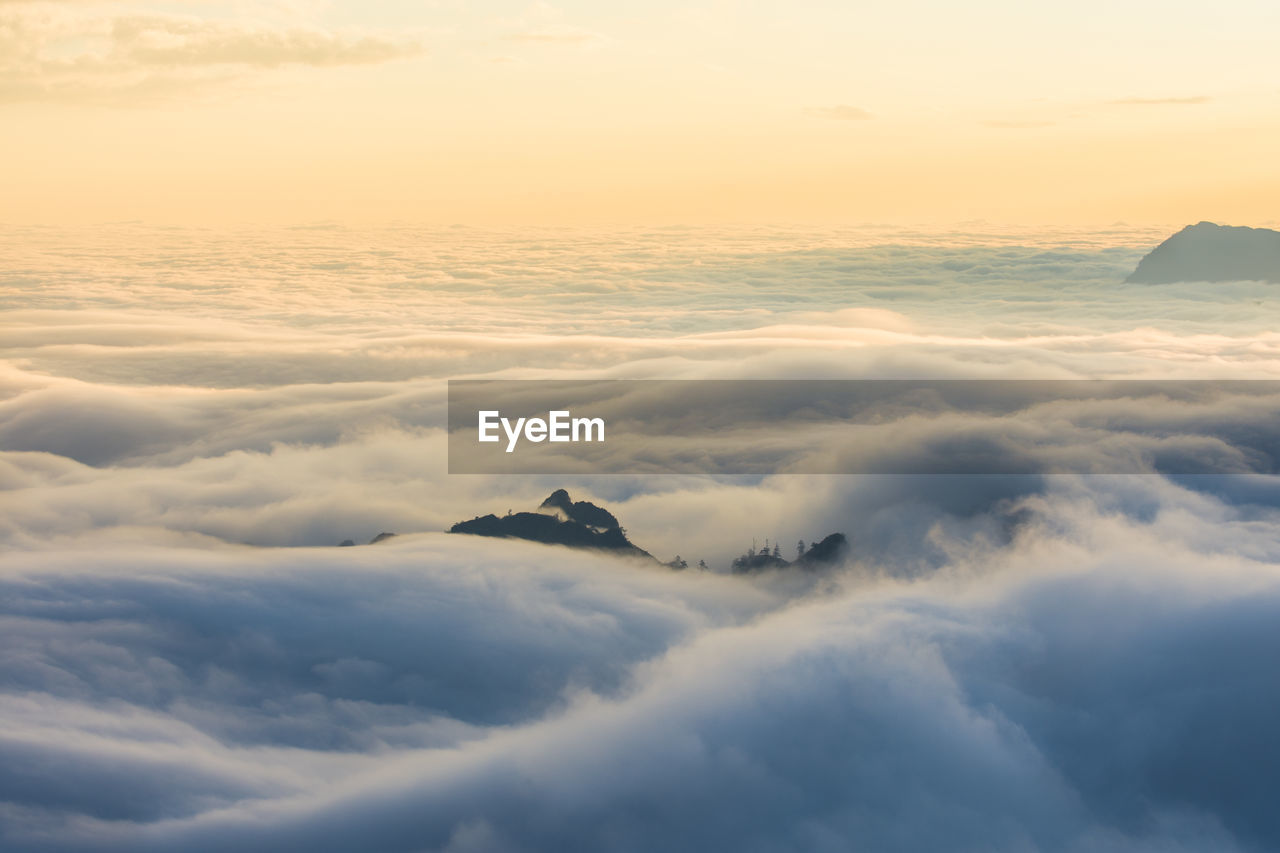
<box><xmin>4</xmin><ymin>5</ymin><xmax>1280</xmax><ymax>851</ymax></box>
<box><xmin>3</xmin><ymin>0</ymin><xmax>1280</xmax><ymax>225</ymax></box>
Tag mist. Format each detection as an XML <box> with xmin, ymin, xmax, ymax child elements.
<box><xmin>3</xmin><ymin>223</ymin><xmax>1280</xmax><ymax>851</ymax></box>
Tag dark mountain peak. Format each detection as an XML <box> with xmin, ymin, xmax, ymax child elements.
<box><xmin>1126</xmin><ymin>221</ymin><xmax>1280</xmax><ymax>283</ymax></box>
<box><xmin>453</xmin><ymin>490</ymin><xmax>851</xmax><ymax>575</ymax></box>
<box><xmin>795</xmin><ymin>533</ymin><xmax>850</xmax><ymax>568</ymax></box>
<box><xmin>540</xmin><ymin>489</ymin><xmax>572</xmax><ymax>512</ymax></box>
<box><xmin>451</xmin><ymin>491</ymin><xmax>649</xmax><ymax>560</ymax></box>
<box><xmin>536</xmin><ymin>489</ymin><xmax>621</xmax><ymax>531</ymax></box>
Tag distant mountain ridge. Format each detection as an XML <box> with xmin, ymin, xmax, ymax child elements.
<box><xmin>449</xmin><ymin>490</ymin><xmax>654</xmax><ymax>561</ymax></box>
<box><xmin>1126</xmin><ymin>221</ymin><xmax>1280</xmax><ymax>283</ymax></box>
<box><xmin>447</xmin><ymin>489</ymin><xmax>852</xmax><ymax>572</ymax></box>
<box><xmin>537</xmin><ymin>488</ymin><xmax>622</xmax><ymax>530</ymax></box>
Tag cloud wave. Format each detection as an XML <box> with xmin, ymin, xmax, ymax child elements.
<box><xmin>2</xmin><ymin>487</ymin><xmax>1280</xmax><ymax>851</ymax></box>
<box><xmin>4</xmin><ymin>223</ymin><xmax>1280</xmax><ymax>850</ymax></box>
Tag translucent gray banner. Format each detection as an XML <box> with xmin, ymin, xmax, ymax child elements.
<box><xmin>447</xmin><ymin>380</ymin><xmax>1280</xmax><ymax>475</ymax></box>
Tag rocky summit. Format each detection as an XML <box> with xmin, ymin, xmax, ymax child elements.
<box><xmin>449</xmin><ymin>490</ymin><xmax>654</xmax><ymax>560</ymax></box>
<box><xmin>451</xmin><ymin>489</ymin><xmax>852</xmax><ymax>573</ymax></box>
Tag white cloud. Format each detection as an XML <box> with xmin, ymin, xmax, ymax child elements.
<box><xmin>3</xmin><ymin>223</ymin><xmax>1280</xmax><ymax>849</ymax></box>
<box><xmin>0</xmin><ymin>6</ymin><xmax>420</xmax><ymax>102</ymax></box>
<box><xmin>1108</xmin><ymin>95</ymin><xmax>1211</xmax><ymax>106</ymax></box>
<box><xmin>1</xmin><ymin>488</ymin><xmax>1278</xmax><ymax>850</ymax></box>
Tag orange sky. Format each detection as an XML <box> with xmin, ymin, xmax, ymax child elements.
<box><xmin>2</xmin><ymin>0</ymin><xmax>1278</xmax><ymax>226</ymax></box>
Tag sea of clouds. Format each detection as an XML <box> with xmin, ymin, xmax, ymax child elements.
<box><xmin>3</xmin><ymin>223</ymin><xmax>1280</xmax><ymax>851</ymax></box>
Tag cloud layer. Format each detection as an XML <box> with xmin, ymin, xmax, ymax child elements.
<box><xmin>3</xmin><ymin>223</ymin><xmax>1280</xmax><ymax>850</ymax></box>
<box><xmin>3</xmin><ymin>486</ymin><xmax>1280</xmax><ymax>851</ymax></box>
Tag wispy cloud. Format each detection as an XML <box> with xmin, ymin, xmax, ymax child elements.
<box><xmin>981</xmin><ymin>119</ymin><xmax>1054</xmax><ymax>129</ymax></box>
<box><xmin>1108</xmin><ymin>95</ymin><xmax>1211</xmax><ymax>106</ymax></box>
<box><xmin>503</xmin><ymin>24</ymin><xmax>603</xmax><ymax>44</ymax></box>
<box><xmin>805</xmin><ymin>104</ymin><xmax>873</xmax><ymax>120</ymax></box>
<box><xmin>499</xmin><ymin>2</ymin><xmax>604</xmax><ymax>46</ymax></box>
<box><xmin>113</xmin><ymin>17</ymin><xmax>420</xmax><ymax>69</ymax></box>
<box><xmin>0</xmin><ymin>7</ymin><xmax>422</xmax><ymax>103</ymax></box>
